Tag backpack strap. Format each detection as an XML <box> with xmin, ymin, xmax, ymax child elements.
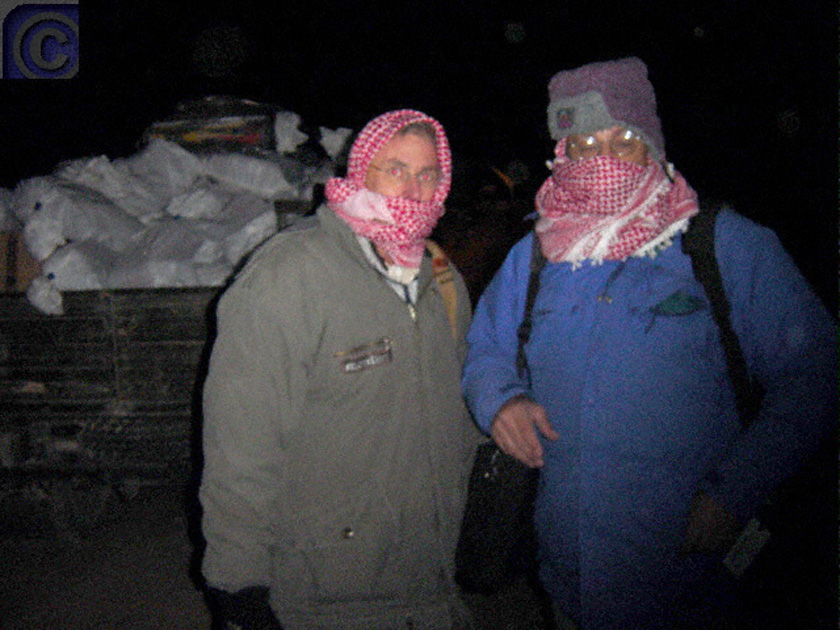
<box><xmin>426</xmin><ymin>239</ymin><xmax>458</xmax><ymax>340</ymax></box>
<box><xmin>516</xmin><ymin>234</ymin><xmax>548</xmax><ymax>382</ymax></box>
<box><xmin>681</xmin><ymin>207</ymin><xmax>764</xmax><ymax>428</ymax></box>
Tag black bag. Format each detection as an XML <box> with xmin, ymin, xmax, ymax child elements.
<box><xmin>454</xmin><ymin>441</ymin><xmax>539</xmax><ymax>593</ymax></box>
<box><xmin>454</xmin><ymin>236</ymin><xmax>546</xmax><ymax>594</ymax></box>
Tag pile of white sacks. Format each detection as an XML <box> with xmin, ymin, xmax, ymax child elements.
<box><xmin>0</xmin><ymin>112</ymin><xmax>352</xmax><ymax>314</ymax></box>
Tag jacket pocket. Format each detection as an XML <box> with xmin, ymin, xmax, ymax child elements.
<box><xmin>289</xmin><ymin>480</ymin><xmax>402</xmax><ymax>603</ymax></box>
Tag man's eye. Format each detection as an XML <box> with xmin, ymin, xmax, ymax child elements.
<box><xmin>569</xmin><ymin>135</ymin><xmax>596</xmax><ymax>148</ymax></box>
<box><xmin>418</xmin><ymin>172</ymin><xmax>434</xmax><ymax>183</ymax></box>
<box><xmin>568</xmin><ymin>136</ymin><xmax>597</xmax><ymax>152</ymax></box>
<box><xmin>389</xmin><ymin>166</ymin><xmax>404</xmax><ymax>178</ymax></box>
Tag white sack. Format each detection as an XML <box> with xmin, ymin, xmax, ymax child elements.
<box><xmin>14</xmin><ymin>177</ymin><xmax>144</xmax><ymax>261</ymax></box>
<box><xmin>204</xmin><ymin>153</ymin><xmax>296</xmax><ymax>200</ymax></box>
<box><xmin>122</xmin><ymin>217</ymin><xmax>226</xmax><ymax>266</ymax></box>
<box><xmin>56</xmin><ymin>154</ymin><xmax>165</xmax><ymax>223</ymax></box>
<box><xmin>41</xmin><ymin>241</ymin><xmax>115</xmax><ymax>291</ymax></box>
<box><xmin>319</xmin><ymin>126</ymin><xmax>353</xmax><ymax>159</ymax></box>
<box><xmin>122</xmin><ymin>138</ymin><xmax>207</xmax><ymax>201</ymax></box>
<box><xmin>194</xmin><ymin>261</ymin><xmax>233</xmax><ymax>286</ymax></box>
<box><xmin>165</xmin><ymin>187</ymin><xmax>227</xmax><ymax>220</ymax></box>
<box><xmin>195</xmin><ymin>192</ymin><xmax>277</xmax><ymax>264</ymax></box>
<box><xmin>26</xmin><ymin>276</ymin><xmax>64</xmax><ymax>315</ymax></box>
<box><xmin>110</xmin><ymin>259</ymin><xmax>200</xmax><ymax>289</ymax></box>
<box><xmin>274</xmin><ymin>111</ymin><xmax>309</xmax><ymax>154</ymax></box>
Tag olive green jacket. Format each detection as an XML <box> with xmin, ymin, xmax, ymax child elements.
<box><xmin>200</xmin><ymin>206</ymin><xmax>480</xmax><ymax>629</ymax></box>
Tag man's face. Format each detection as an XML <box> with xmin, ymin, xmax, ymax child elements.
<box><xmin>364</xmin><ymin>132</ymin><xmax>440</xmax><ymax>202</ymax></box>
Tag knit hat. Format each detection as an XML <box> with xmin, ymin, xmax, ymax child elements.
<box><xmin>546</xmin><ymin>57</ymin><xmax>665</xmax><ymax>161</ymax></box>
<box><xmin>345</xmin><ymin>109</ymin><xmax>452</xmax><ymax>205</ymax></box>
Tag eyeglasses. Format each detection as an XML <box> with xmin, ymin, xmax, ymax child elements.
<box><xmin>368</xmin><ymin>163</ymin><xmax>441</xmax><ymax>188</ymax></box>
<box><xmin>565</xmin><ymin>128</ymin><xmax>646</xmax><ymax>161</ymax></box>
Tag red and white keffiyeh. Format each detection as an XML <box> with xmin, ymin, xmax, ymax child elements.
<box><xmin>325</xmin><ymin>109</ymin><xmax>452</xmax><ymax>268</ymax></box>
<box><xmin>535</xmin><ymin>139</ymin><xmax>699</xmax><ymax>265</ymax></box>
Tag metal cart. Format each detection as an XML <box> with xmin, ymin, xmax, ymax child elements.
<box><xmin>1</xmin><ymin>287</ymin><xmax>218</xmax><ymax>538</ymax></box>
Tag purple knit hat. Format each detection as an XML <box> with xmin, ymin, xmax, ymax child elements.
<box><xmin>546</xmin><ymin>57</ymin><xmax>665</xmax><ymax>161</ymax></box>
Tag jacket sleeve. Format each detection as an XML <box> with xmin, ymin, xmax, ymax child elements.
<box><xmin>701</xmin><ymin>211</ymin><xmax>837</xmax><ymax>521</ymax></box>
<box><xmin>461</xmin><ymin>234</ymin><xmax>534</xmax><ymax>433</ymax></box>
<box><xmin>199</xmin><ymin>247</ymin><xmax>311</xmax><ymax>592</ymax></box>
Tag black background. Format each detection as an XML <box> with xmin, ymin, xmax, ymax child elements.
<box><xmin>0</xmin><ymin>0</ymin><xmax>836</xmax><ymax>308</ymax></box>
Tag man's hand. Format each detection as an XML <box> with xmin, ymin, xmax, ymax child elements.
<box><xmin>490</xmin><ymin>395</ymin><xmax>559</xmax><ymax>468</ymax></box>
<box><xmin>682</xmin><ymin>492</ymin><xmax>741</xmax><ymax>555</ymax></box>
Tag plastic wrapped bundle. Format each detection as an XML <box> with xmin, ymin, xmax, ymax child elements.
<box><xmin>14</xmin><ymin>177</ymin><xmax>144</xmax><ymax>261</ymax></box>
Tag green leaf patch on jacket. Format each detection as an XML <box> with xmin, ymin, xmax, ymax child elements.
<box><xmin>649</xmin><ymin>290</ymin><xmax>706</xmax><ymax>316</ymax></box>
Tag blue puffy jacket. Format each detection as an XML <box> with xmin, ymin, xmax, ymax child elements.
<box><xmin>462</xmin><ymin>210</ymin><xmax>836</xmax><ymax>629</ymax></box>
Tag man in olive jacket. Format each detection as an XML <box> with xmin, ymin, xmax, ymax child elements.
<box><xmin>199</xmin><ymin>110</ymin><xmax>480</xmax><ymax>630</ymax></box>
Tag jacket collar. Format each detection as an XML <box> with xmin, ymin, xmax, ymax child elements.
<box><xmin>317</xmin><ymin>204</ymin><xmax>435</xmax><ymax>296</ymax></box>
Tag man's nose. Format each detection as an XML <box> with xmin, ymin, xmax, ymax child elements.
<box><xmin>400</xmin><ymin>177</ymin><xmax>423</xmax><ymax>201</ymax></box>
<box><xmin>598</xmin><ymin>144</ymin><xmax>616</xmax><ymax>158</ymax></box>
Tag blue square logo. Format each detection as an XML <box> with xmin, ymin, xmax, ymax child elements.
<box><xmin>3</xmin><ymin>4</ymin><xmax>78</xmax><ymax>78</ymax></box>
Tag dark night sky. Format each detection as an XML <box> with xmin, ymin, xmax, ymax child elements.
<box><xmin>1</xmin><ymin>0</ymin><xmax>836</xmax><ymax>306</ymax></box>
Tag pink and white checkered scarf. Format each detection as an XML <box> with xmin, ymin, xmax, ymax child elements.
<box><xmin>535</xmin><ymin>139</ymin><xmax>699</xmax><ymax>265</ymax></box>
<box><xmin>325</xmin><ymin>109</ymin><xmax>452</xmax><ymax>268</ymax></box>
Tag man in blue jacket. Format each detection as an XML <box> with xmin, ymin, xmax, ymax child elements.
<box><xmin>461</xmin><ymin>57</ymin><xmax>836</xmax><ymax>629</ymax></box>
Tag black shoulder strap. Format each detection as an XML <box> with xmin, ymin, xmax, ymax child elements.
<box><xmin>682</xmin><ymin>207</ymin><xmax>764</xmax><ymax>428</ymax></box>
<box><xmin>516</xmin><ymin>234</ymin><xmax>547</xmax><ymax>381</ymax></box>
